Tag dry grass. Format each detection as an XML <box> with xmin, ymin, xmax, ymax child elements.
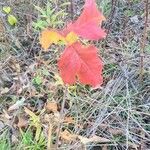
<box><xmin>0</xmin><ymin>0</ymin><xmax>149</xmax><ymax>150</ymax></box>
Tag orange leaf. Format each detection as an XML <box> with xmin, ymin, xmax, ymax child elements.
<box><xmin>65</xmin><ymin>32</ymin><xmax>78</xmax><ymax>45</ymax></box>
<box><xmin>58</xmin><ymin>42</ymin><xmax>103</xmax><ymax>87</ymax></box>
<box><xmin>39</xmin><ymin>29</ymin><xmax>65</xmax><ymax>50</ymax></box>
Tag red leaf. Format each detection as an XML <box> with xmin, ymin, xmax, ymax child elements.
<box><xmin>65</xmin><ymin>0</ymin><xmax>106</xmax><ymax>40</ymax></box>
<box><xmin>58</xmin><ymin>42</ymin><xmax>103</xmax><ymax>87</ymax></box>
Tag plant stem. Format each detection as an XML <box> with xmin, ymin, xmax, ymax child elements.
<box><xmin>140</xmin><ymin>0</ymin><xmax>149</xmax><ymax>82</ymax></box>
<box><xmin>70</xmin><ymin>0</ymin><xmax>74</xmax><ymax>20</ymax></box>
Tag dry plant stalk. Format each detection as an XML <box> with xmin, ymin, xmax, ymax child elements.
<box><xmin>140</xmin><ymin>0</ymin><xmax>149</xmax><ymax>81</ymax></box>
<box><xmin>55</xmin><ymin>86</ymin><xmax>68</xmax><ymax>149</ymax></box>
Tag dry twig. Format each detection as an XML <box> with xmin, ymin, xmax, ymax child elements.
<box><xmin>140</xmin><ymin>0</ymin><xmax>149</xmax><ymax>81</ymax></box>
<box><xmin>55</xmin><ymin>86</ymin><xmax>68</xmax><ymax>149</ymax></box>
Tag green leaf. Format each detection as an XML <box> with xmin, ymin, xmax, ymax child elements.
<box><xmin>24</xmin><ymin>107</ymin><xmax>42</xmax><ymax>141</ymax></box>
<box><xmin>7</xmin><ymin>15</ymin><xmax>17</xmax><ymax>26</ymax></box>
<box><xmin>32</xmin><ymin>20</ymin><xmax>48</xmax><ymax>30</ymax></box>
<box><xmin>3</xmin><ymin>6</ymin><xmax>11</xmax><ymax>14</ymax></box>
<box><xmin>33</xmin><ymin>75</ymin><xmax>42</xmax><ymax>85</ymax></box>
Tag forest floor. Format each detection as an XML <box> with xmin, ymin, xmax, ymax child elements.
<box><xmin>0</xmin><ymin>0</ymin><xmax>150</xmax><ymax>150</ymax></box>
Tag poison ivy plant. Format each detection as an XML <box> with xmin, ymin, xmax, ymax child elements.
<box><xmin>39</xmin><ymin>0</ymin><xmax>107</xmax><ymax>87</ymax></box>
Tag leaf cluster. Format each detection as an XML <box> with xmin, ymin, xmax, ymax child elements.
<box><xmin>2</xmin><ymin>6</ymin><xmax>17</xmax><ymax>26</ymax></box>
<box><xmin>33</xmin><ymin>1</ymin><xmax>69</xmax><ymax>30</ymax></box>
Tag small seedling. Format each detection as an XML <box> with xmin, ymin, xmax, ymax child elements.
<box><xmin>2</xmin><ymin>6</ymin><xmax>18</xmax><ymax>26</ymax></box>
<box><xmin>2</xmin><ymin>6</ymin><xmax>11</xmax><ymax>14</ymax></box>
<box><xmin>39</xmin><ymin>0</ymin><xmax>107</xmax><ymax>88</ymax></box>
<box><xmin>7</xmin><ymin>15</ymin><xmax>17</xmax><ymax>26</ymax></box>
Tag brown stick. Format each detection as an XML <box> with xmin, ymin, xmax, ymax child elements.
<box><xmin>107</xmin><ymin>0</ymin><xmax>118</xmax><ymax>36</ymax></box>
<box><xmin>55</xmin><ymin>86</ymin><xmax>68</xmax><ymax>149</ymax></box>
<box><xmin>140</xmin><ymin>0</ymin><xmax>149</xmax><ymax>82</ymax></box>
<box><xmin>70</xmin><ymin>0</ymin><xmax>74</xmax><ymax>20</ymax></box>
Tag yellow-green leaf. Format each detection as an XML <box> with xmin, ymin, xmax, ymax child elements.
<box><xmin>7</xmin><ymin>15</ymin><xmax>17</xmax><ymax>26</ymax></box>
<box><xmin>3</xmin><ymin>6</ymin><xmax>11</xmax><ymax>14</ymax></box>
<box><xmin>24</xmin><ymin>107</ymin><xmax>42</xmax><ymax>141</ymax></box>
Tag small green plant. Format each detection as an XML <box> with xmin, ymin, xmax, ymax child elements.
<box><xmin>3</xmin><ymin>6</ymin><xmax>11</xmax><ymax>14</ymax></box>
<box><xmin>2</xmin><ymin>6</ymin><xmax>18</xmax><ymax>26</ymax></box>
<box><xmin>33</xmin><ymin>1</ymin><xmax>69</xmax><ymax>30</ymax></box>
<box><xmin>7</xmin><ymin>15</ymin><xmax>17</xmax><ymax>26</ymax></box>
<box><xmin>39</xmin><ymin>0</ymin><xmax>107</xmax><ymax>87</ymax></box>
<box><xmin>32</xmin><ymin>75</ymin><xmax>43</xmax><ymax>85</ymax></box>
<box><xmin>0</xmin><ymin>139</ymin><xmax>10</xmax><ymax>150</ymax></box>
<box><xmin>18</xmin><ymin>129</ymin><xmax>46</xmax><ymax>150</ymax></box>
<box><xmin>0</xmin><ymin>129</ymin><xmax>11</xmax><ymax>150</ymax></box>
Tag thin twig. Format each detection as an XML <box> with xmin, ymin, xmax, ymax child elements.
<box><xmin>106</xmin><ymin>0</ymin><xmax>118</xmax><ymax>36</ymax></box>
<box><xmin>70</xmin><ymin>0</ymin><xmax>74</xmax><ymax>20</ymax></box>
<box><xmin>140</xmin><ymin>0</ymin><xmax>149</xmax><ymax>82</ymax></box>
<box><xmin>55</xmin><ymin>86</ymin><xmax>68</xmax><ymax>149</ymax></box>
